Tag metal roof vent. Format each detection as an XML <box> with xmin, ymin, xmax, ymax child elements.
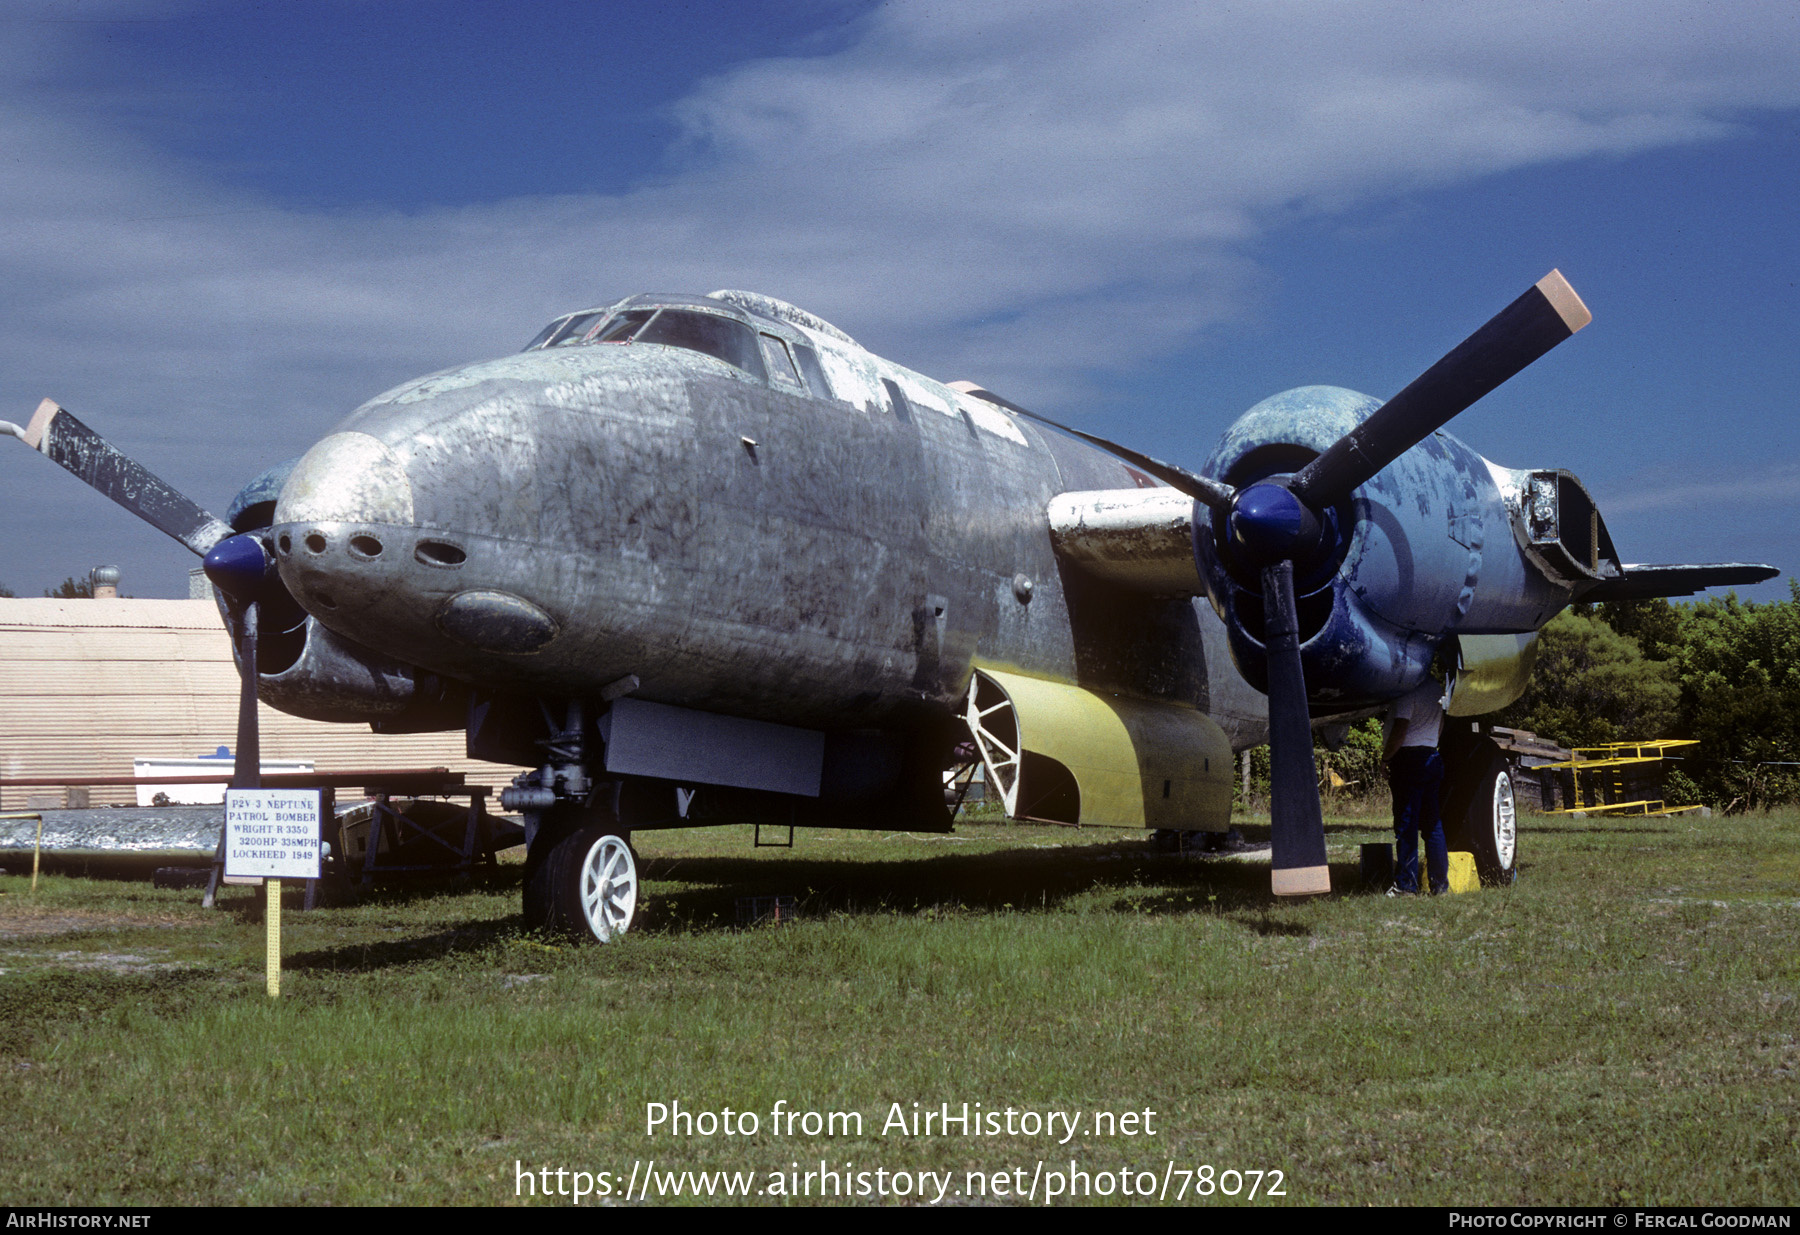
<box><xmin>90</xmin><ymin>564</ymin><xmax>120</xmax><ymax>599</ymax></box>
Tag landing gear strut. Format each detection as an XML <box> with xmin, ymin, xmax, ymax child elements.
<box><xmin>509</xmin><ymin>699</ymin><xmax>642</xmax><ymax>941</ymax></box>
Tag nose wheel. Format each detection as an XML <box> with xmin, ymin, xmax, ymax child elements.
<box><xmin>525</xmin><ymin>806</ymin><xmax>640</xmax><ymax>941</ymax></box>
<box><xmin>568</xmin><ymin>829</ymin><xmax>639</xmax><ymax>941</ymax></box>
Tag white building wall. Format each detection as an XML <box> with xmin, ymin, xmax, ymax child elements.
<box><xmin>0</xmin><ymin>598</ymin><xmax>513</xmax><ymax>808</ymax></box>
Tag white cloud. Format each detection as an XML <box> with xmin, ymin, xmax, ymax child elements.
<box><xmin>1600</xmin><ymin>462</ymin><xmax>1800</xmax><ymax>518</ymax></box>
<box><xmin>1</xmin><ymin>0</ymin><xmax>1797</xmax><ymax>593</ymax></box>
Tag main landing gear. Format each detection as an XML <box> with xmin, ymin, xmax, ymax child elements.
<box><xmin>1444</xmin><ymin>740</ymin><xmax>1519</xmax><ymax>887</ymax></box>
<box><xmin>523</xmin><ymin>805</ymin><xmax>639</xmax><ymax>942</ymax></box>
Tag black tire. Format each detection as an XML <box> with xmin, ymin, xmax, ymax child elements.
<box><xmin>545</xmin><ymin>823</ymin><xmax>639</xmax><ymax>942</ymax></box>
<box><xmin>521</xmin><ymin>804</ymin><xmax>581</xmax><ymax>931</ymax></box>
<box><xmin>1446</xmin><ymin>749</ymin><xmax>1519</xmax><ymax>886</ymax></box>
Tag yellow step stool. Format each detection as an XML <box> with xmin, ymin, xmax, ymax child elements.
<box><xmin>1359</xmin><ymin>845</ymin><xmax>1481</xmax><ymax>893</ymax></box>
<box><xmin>1446</xmin><ymin>851</ymin><xmax>1479</xmax><ymax>894</ymax></box>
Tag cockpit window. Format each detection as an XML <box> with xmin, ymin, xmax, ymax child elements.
<box><xmin>525</xmin><ymin>305</ymin><xmax>770</xmax><ymax>380</ymax></box>
<box><xmin>546</xmin><ymin>311</ymin><xmax>607</xmax><ymax>347</ymax></box>
<box><xmin>590</xmin><ymin>309</ymin><xmax>654</xmax><ymax>343</ymax></box>
<box><xmin>792</xmin><ymin>344</ymin><xmax>833</xmax><ymax>400</ymax></box>
<box><xmin>633</xmin><ymin>309</ymin><xmax>765</xmax><ymax>377</ymax></box>
<box><xmin>523</xmin><ymin>316</ymin><xmax>573</xmax><ymax>351</ymax></box>
<box><xmin>760</xmin><ymin>333</ymin><xmax>802</xmax><ymax>387</ymax></box>
<box><xmin>882</xmin><ymin>378</ymin><xmax>913</xmax><ymax>423</ymax></box>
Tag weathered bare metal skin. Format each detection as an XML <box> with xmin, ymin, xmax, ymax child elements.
<box><xmin>1048</xmin><ymin>488</ymin><xmax>1203</xmax><ymax>595</ymax></box>
<box><xmin>277</xmin><ymin>431</ymin><xmax>415</xmax><ymax>526</ymax></box>
<box><xmin>265</xmin><ymin>305</ymin><xmax>1271</xmax><ymax>753</ymax></box>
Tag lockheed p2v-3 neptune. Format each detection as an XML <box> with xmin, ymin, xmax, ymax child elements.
<box><xmin>4</xmin><ymin>273</ymin><xmax>1775</xmax><ymax>940</ymax></box>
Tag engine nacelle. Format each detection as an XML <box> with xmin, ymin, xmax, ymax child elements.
<box><xmin>258</xmin><ymin>614</ymin><xmax>463</xmax><ymax>727</ymax></box>
<box><xmin>1194</xmin><ymin>385</ymin><xmax>1613</xmax><ymax>711</ymax></box>
<box><xmin>1445</xmin><ymin>632</ymin><xmax>1540</xmax><ymax>717</ymax></box>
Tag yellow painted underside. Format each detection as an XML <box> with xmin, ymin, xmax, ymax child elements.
<box><xmin>973</xmin><ymin>666</ymin><xmax>1232</xmax><ymax>830</ymax></box>
<box><xmin>1447</xmin><ymin>633</ymin><xmax>1539</xmax><ymax>717</ymax></box>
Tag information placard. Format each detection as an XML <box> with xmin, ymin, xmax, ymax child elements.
<box><xmin>224</xmin><ymin>789</ymin><xmax>323</xmax><ymax>881</ymax></box>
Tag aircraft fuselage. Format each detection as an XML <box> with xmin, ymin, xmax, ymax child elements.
<box><xmin>267</xmin><ymin>293</ymin><xmax>1268</xmax><ymax>752</ymax></box>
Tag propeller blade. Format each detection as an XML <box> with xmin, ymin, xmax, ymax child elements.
<box><xmin>950</xmin><ymin>382</ymin><xmax>1235</xmax><ymax>511</ymax></box>
<box><xmin>203</xmin><ymin>596</ymin><xmax>261</xmax><ymax>910</ymax></box>
<box><xmin>201</xmin><ymin>535</ymin><xmax>274</xmax><ymax>908</ymax></box>
<box><xmin>202</xmin><ymin>534</ymin><xmax>277</xmax><ymax>791</ymax></box>
<box><xmin>1261</xmin><ymin>559</ymin><xmax>1331</xmax><ymax>896</ymax></box>
<box><xmin>1292</xmin><ymin>270</ymin><xmax>1592</xmax><ymax>509</ymax></box>
<box><xmin>227</xmin><ymin>601</ymin><xmax>262</xmax><ymax>791</ymax></box>
<box><xmin>3</xmin><ymin>399</ymin><xmax>232</xmax><ymax>556</ymax></box>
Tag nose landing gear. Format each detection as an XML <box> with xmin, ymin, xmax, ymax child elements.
<box><xmin>524</xmin><ymin>805</ymin><xmax>639</xmax><ymax>941</ymax></box>
<box><xmin>509</xmin><ymin>698</ymin><xmax>641</xmax><ymax>942</ymax></box>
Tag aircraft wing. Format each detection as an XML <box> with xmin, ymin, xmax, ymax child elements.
<box><xmin>1582</xmin><ymin>562</ymin><xmax>1778</xmax><ymax>602</ymax></box>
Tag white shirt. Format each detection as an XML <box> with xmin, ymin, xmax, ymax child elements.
<box><xmin>1384</xmin><ymin>677</ymin><xmax>1446</xmax><ymax>750</ymax></box>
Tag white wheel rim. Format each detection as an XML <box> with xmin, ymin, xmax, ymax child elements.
<box><xmin>579</xmin><ymin>835</ymin><xmax>637</xmax><ymax>942</ymax></box>
<box><xmin>1493</xmin><ymin>773</ymin><xmax>1517</xmax><ymax>869</ymax></box>
<box><xmin>964</xmin><ymin>672</ymin><xmax>1022</xmax><ymax>817</ymax></box>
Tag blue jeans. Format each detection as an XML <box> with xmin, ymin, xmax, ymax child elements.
<box><xmin>1389</xmin><ymin>746</ymin><xmax>1447</xmax><ymax>894</ymax></box>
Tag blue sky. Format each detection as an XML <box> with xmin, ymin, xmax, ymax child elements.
<box><xmin>1</xmin><ymin>0</ymin><xmax>1796</xmax><ymax>601</ymax></box>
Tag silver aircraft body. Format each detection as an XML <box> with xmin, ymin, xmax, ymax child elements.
<box><xmin>268</xmin><ymin>289</ymin><xmax>1268</xmax><ymax>744</ymax></box>
<box><xmin>6</xmin><ymin>278</ymin><xmax>1775</xmax><ymax>939</ymax></box>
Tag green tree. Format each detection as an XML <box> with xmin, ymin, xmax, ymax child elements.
<box><xmin>1319</xmin><ymin>717</ymin><xmax>1385</xmax><ymax>803</ymax></box>
<box><xmin>43</xmin><ymin>576</ymin><xmax>94</xmax><ymax>598</ymax></box>
<box><xmin>1235</xmin><ymin>718</ymin><xmax>1389</xmax><ymax>815</ymax></box>
<box><xmin>1595</xmin><ymin>597</ymin><xmax>1684</xmax><ymax>661</ymax></box>
<box><xmin>1668</xmin><ymin>582</ymin><xmax>1800</xmax><ymax>811</ymax></box>
<box><xmin>1492</xmin><ymin>608</ymin><xmax>1678</xmax><ymax>748</ymax></box>
<box><xmin>0</xmin><ymin>581</ymin><xmax>13</xmax><ymax>598</ymax></box>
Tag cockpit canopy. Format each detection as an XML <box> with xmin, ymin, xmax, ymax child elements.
<box><xmin>523</xmin><ymin>293</ymin><xmax>834</xmax><ymax>397</ymax></box>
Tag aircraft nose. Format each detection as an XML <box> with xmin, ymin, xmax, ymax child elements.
<box><xmin>271</xmin><ymin>431</ymin><xmax>416</xmax><ymax>616</ymax></box>
<box><xmin>274</xmin><ymin>431</ymin><xmax>414</xmax><ymax>526</ymax></box>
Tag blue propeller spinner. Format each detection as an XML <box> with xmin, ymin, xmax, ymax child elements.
<box><xmin>202</xmin><ymin>532</ymin><xmax>276</xmax><ymax>600</ymax></box>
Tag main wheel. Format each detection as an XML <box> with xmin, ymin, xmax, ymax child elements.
<box><xmin>521</xmin><ymin>805</ymin><xmax>579</xmax><ymax>931</ymax></box>
<box><xmin>1447</xmin><ymin>750</ymin><xmax>1518</xmax><ymax>886</ymax></box>
<box><xmin>548</xmin><ymin>825</ymin><xmax>639</xmax><ymax>942</ymax></box>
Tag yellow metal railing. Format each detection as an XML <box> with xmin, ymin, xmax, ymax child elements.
<box><xmin>1539</xmin><ymin>740</ymin><xmax>1701</xmax><ymax>817</ymax></box>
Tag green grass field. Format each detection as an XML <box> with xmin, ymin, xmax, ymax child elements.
<box><xmin>1</xmin><ymin>808</ymin><xmax>1795</xmax><ymax>1207</ymax></box>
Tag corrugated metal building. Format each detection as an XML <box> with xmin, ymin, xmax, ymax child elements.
<box><xmin>0</xmin><ymin>598</ymin><xmax>513</xmax><ymax>808</ymax></box>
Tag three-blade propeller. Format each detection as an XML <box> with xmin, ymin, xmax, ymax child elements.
<box><xmin>3</xmin><ymin>399</ymin><xmax>278</xmax><ymax>901</ymax></box>
<box><xmin>965</xmin><ymin>271</ymin><xmax>1592</xmax><ymax>895</ymax></box>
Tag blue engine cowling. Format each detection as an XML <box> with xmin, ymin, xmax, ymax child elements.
<box><xmin>1194</xmin><ymin>385</ymin><xmax>1583</xmax><ymax>711</ymax></box>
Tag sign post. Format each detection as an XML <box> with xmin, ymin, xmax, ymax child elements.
<box><xmin>266</xmin><ymin>879</ymin><xmax>281</xmax><ymax>996</ymax></box>
<box><xmin>224</xmin><ymin>789</ymin><xmax>323</xmax><ymax>997</ymax></box>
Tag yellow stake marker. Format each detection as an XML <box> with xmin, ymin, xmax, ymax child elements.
<box><xmin>266</xmin><ymin>878</ymin><xmax>281</xmax><ymax>998</ymax></box>
<box><xmin>5</xmin><ymin>813</ymin><xmax>46</xmax><ymax>894</ymax></box>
